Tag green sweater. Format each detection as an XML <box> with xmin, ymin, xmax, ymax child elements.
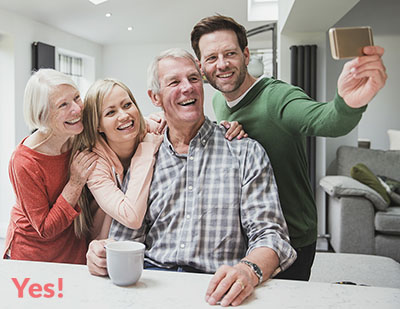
<box><xmin>213</xmin><ymin>77</ymin><xmax>366</xmax><ymax>248</ymax></box>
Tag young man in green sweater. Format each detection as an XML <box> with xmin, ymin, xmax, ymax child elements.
<box><xmin>191</xmin><ymin>15</ymin><xmax>387</xmax><ymax>280</ymax></box>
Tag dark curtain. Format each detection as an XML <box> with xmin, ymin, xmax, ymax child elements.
<box><xmin>290</xmin><ymin>45</ymin><xmax>317</xmax><ymax>195</ymax></box>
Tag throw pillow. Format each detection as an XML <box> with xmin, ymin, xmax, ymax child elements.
<box><xmin>387</xmin><ymin>129</ymin><xmax>400</xmax><ymax>150</ymax></box>
<box><xmin>378</xmin><ymin>176</ymin><xmax>400</xmax><ymax>206</ymax></box>
<box><xmin>378</xmin><ymin>175</ymin><xmax>400</xmax><ymax>194</ymax></box>
<box><xmin>350</xmin><ymin>163</ymin><xmax>391</xmax><ymax>204</ymax></box>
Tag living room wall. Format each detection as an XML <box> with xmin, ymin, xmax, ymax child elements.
<box><xmin>325</xmin><ymin>0</ymin><xmax>400</xmax><ymax>165</ymax></box>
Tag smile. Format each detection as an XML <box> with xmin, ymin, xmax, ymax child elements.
<box><xmin>117</xmin><ymin>120</ymin><xmax>134</xmax><ymax>130</ymax></box>
<box><xmin>65</xmin><ymin>118</ymin><xmax>81</xmax><ymax>125</ymax></box>
<box><xmin>217</xmin><ymin>72</ymin><xmax>234</xmax><ymax>78</ymax></box>
<box><xmin>178</xmin><ymin>99</ymin><xmax>196</xmax><ymax>106</ymax></box>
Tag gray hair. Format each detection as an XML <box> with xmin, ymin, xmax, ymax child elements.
<box><xmin>23</xmin><ymin>68</ymin><xmax>78</xmax><ymax>132</ymax></box>
<box><xmin>147</xmin><ymin>48</ymin><xmax>201</xmax><ymax>94</ymax></box>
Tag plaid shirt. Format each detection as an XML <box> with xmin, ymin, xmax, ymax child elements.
<box><xmin>109</xmin><ymin>117</ymin><xmax>296</xmax><ymax>273</ymax></box>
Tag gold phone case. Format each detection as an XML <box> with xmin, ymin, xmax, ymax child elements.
<box><xmin>329</xmin><ymin>26</ymin><xmax>374</xmax><ymax>60</ymax></box>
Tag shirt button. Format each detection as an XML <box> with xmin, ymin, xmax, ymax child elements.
<box><xmin>188</xmin><ymin>186</ymin><xmax>193</xmax><ymax>190</ymax></box>
<box><xmin>186</xmin><ymin>214</ymin><xmax>191</xmax><ymax>219</ymax></box>
<box><xmin>180</xmin><ymin>243</ymin><xmax>185</xmax><ymax>248</ymax></box>
<box><xmin>202</xmin><ymin>140</ymin><xmax>206</xmax><ymax>144</ymax></box>
<box><xmin>189</xmin><ymin>156</ymin><xmax>194</xmax><ymax>160</ymax></box>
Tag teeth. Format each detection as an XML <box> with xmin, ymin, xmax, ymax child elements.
<box><xmin>66</xmin><ymin>118</ymin><xmax>80</xmax><ymax>124</ymax></box>
<box><xmin>178</xmin><ymin>99</ymin><xmax>195</xmax><ymax>106</ymax></box>
<box><xmin>218</xmin><ymin>73</ymin><xmax>233</xmax><ymax>78</ymax></box>
<box><xmin>118</xmin><ymin>121</ymin><xmax>133</xmax><ymax>130</ymax></box>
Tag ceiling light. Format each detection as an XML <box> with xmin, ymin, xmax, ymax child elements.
<box><xmin>105</xmin><ymin>13</ymin><xmax>112</xmax><ymax>17</ymax></box>
<box><xmin>127</xmin><ymin>27</ymin><xmax>133</xmax><ymax>31</ymax></box>
<box><xmin>88</xmin><ymin>0</ymin><xmax>109</xmax><ymax>5</ymax></box>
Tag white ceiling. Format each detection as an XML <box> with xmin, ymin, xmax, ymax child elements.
<box><xmin>0</xmin><ymin>0</ymin><xmax>268</xmax><ymax>45</ymax></box>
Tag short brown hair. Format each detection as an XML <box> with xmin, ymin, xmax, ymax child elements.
<box><xmin>191</xmin><ymin>15</ymin><xmax>248</xmax><ymax>60</ymax></box>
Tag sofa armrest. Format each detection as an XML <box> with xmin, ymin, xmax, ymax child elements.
<box><xmin>320</xmin><ymin>176</ymin><xmax>389</xmax><ymax>211</ymax></box>
<box><xmin>327</xmin><ymin>195</ymin><xmax>375</xmax><ymax>254</ymax></box>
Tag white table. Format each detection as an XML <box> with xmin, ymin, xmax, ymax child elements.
<box><xmin>310</xmin><ymin>252</ymin><xmax>400</xmax><ymax>289</ymax></box>
<box><xmin>1</xmin><ymin>259</ymin><xmax>399</xmax><ymax>308</ymax></box>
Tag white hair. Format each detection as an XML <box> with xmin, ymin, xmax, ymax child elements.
<box><xmin>23</xmin><ymin>68</ymin><xmax>78</xmax><ymax>132</ymax></box>
<box><xmin>147</xmin><ymin>48</ymin><xmax>201</xmax><ymax>94</ymax></box>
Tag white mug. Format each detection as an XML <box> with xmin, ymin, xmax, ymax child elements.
<box><xmin>106</xmin><ymin>241</ymin><xmax>145</xmax><ymax>286</ymax></box>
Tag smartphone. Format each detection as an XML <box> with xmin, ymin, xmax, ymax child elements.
<box><xmin>329</xmin><ymin>26</ymin><xmax>374</xmax><ymax>60</ymax></box>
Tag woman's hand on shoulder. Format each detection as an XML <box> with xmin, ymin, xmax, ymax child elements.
<box><xmin>69</xmin><ymin>150</ymin><xmax>98</xmax><ymax>187</ymax></box>
<box><xmin>143</xmin><ymin>132</ymin><xmax>164</xmax><ymax>147</ymax></box>
<box><xmin>220</xmin><ymin>120</ymin><xmax>248</xmax><ymax>141</ymax></box>
<box><xmin>145</xmin><ymin>111</ymin><xmax>167</xmax><ymax>134</ymax></box>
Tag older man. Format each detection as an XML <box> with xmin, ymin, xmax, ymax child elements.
<box><xmin>87</xmin><ymin>48</ymin><xmax>296</xmax><ymax>307</ymax></box>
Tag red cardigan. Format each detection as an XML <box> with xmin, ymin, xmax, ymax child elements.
<box><xmin>3</xmin><ymin>140</ymin><xmax>87</xmax><ymax>264</ymax></box>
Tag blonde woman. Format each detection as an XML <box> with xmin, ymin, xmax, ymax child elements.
<box><xmin>72</xmin><ymin>79</ymin><xmax>163</xmax><ymax>240</ymax></box>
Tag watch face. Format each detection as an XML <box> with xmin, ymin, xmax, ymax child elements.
<box><xmin>241</xmin><ymin>260</ymin><xmax>263</xmax><ymax>284</ymax></box>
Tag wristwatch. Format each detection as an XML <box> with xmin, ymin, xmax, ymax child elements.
<box><xmin>240</xmin><ymin>260</ymin><xmax>263</xmax><ymax>285</ymax></box>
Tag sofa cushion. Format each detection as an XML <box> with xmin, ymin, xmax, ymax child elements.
<box><xmin>319</xmin><ymin>175</ymin><xmax>389</xmax><ymax>210</ymax></box>
<box><xmin>375</xmin><ymin>207</ymin><xmax>400</xmax><ymax>235</ymax></box>
<box><xmin>351</xmin><ymin>163</ymin><xmax>391</xmax><ymax>205</ymax></box>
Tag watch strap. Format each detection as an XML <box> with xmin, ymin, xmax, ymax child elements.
<box><xmin>240</xmin><ymin>260</ymin><xmax>263</xmax><ymax>285</ymax></box>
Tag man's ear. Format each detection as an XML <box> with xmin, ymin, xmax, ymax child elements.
<box><xmin>196</xmin><ymin>59</ymin><xmax>202</xmax><ymax>70</ymax></box>
<box><xmin>196</xmin><ymin>59</ymin><xmax>206</xmax><ymax>78</ymax></box>
<box><xmin>147</xmin><ymin>90</ymin><xmax>162</xmax><ymax>108</ymax></box>
<box><xmin>243</xmin><ymin>47</ymin><xmax>250</xmax><ymax>66</ymax></box>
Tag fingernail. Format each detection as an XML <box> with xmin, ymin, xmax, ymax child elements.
<box><xmin>208</xmin><ymin>297</ymin><xmax>216</xmax><ymax>304</ymax></box>
<box><xmin>205</xmin><ymin>295</ymin><xmax>209</xmax><ymax>302</ymax></box>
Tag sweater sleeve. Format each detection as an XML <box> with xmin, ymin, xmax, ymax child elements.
<box><xmin>275</xmin><ymin>85</ymin><xmax>367</xmax><ymax>137</ymax></box>
<box><xmin>87</xmin><ymin>139</ymin><xmax>160</xmax><ymax>229</ymax></box>
<box><xmin>9</xmin><ymin>155</ymin><xmax>80</xmax><ymax>239</ymax></box>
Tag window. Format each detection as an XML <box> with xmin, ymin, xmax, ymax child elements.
<box><xmin>56</xmin><ymin>48</ymin><xmax>95</xmax><ymax>98</ymax></box>
<box><xmin>58</xmin><ymin>53</ymin><xmax>83</xmax><ymax>88</ymax></box>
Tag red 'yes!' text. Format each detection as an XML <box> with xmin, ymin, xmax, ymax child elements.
<box><xmin>12</xmin><ymin>278</ymin><xmax>64</xmax><ymax>298</ymax></box>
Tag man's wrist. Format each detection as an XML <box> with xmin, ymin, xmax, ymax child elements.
<box><xmin>239</xmin><ymin>260</ymin><xmax>263</xmax><ymax>286</ymax></box>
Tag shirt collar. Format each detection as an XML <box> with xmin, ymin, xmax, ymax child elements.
<box><xmin>226</xmin><ymin>75</ymin><xmax>265</xmax><ymax>108</ymax></box>
<box><xmin>163</xmin><ymin>117</ymin><xmax>214</xmax><ymax>155</ymax></box>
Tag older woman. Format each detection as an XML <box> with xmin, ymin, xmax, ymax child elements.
<box><xmin>3</xmin><ymin>69</ymin><xmax>97</xmax><ymax>264</ymax></box>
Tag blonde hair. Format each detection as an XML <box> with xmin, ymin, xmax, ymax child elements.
<box><xmin>23</xmin><ymin>69</ymin><xmax>78</xmax><ymax>132</ymax></box>
<box><xmin>72</xmin><ymin>78</ymin><xmax>146</xmax><ymax>238</ymax></box>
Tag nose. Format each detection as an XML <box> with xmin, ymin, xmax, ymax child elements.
<box><xmin>216</xmin><ymin>56</ymin><xmax>228</xmax><ymax>70</ymax></box>
<box><xmin>181</xmin><ymin>78</ymin><xmax>194</xmax><ymax>93</ymax></box>
<box><xmin>71</xmin><ymin>101</ymin><xmax>82</xmax><ymax>114</ymax></box>
<box><xmin>117</xmin><ymin>109</ymin><xmax>129</xmax><ymax>121</ymax></box>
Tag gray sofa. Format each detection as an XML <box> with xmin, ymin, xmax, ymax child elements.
<box><xmin>319</xmin><ymin>146</ymin><xmax>400</xmax><ymax>262</ymax></box>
